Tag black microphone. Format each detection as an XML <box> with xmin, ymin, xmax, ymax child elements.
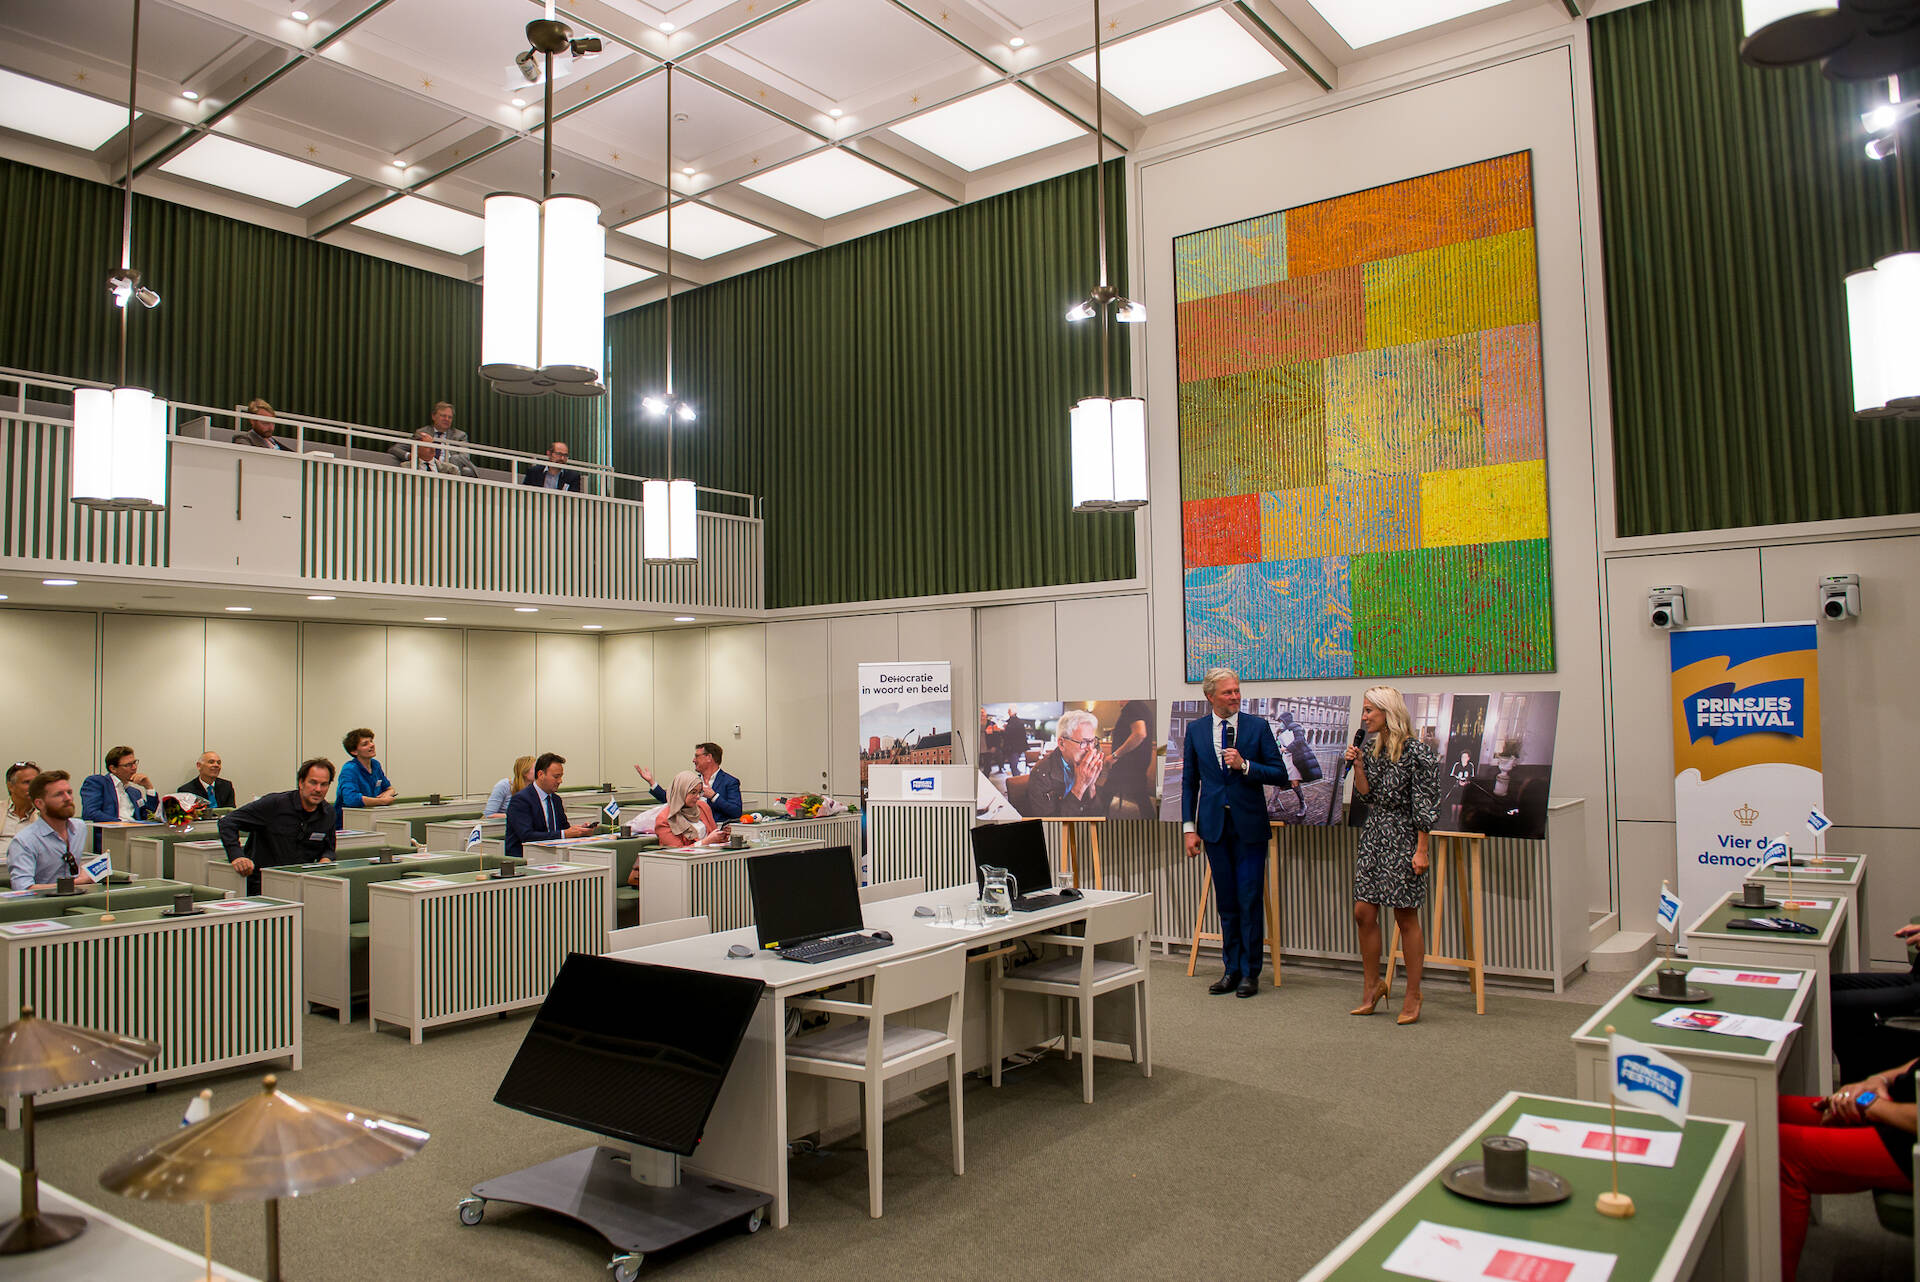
<box><xmin>1351</xmin><ymin>727</ymin><xmax>1367</xmax><ymax>749</ymax></box>
<box><xmin>1222</xmin><ymin>720</ymin><xmax>1237</xmax><ymax>751</ymax></box>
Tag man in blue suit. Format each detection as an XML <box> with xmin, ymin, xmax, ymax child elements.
<box><xmin>1182</xmin><ymin>668</ymin><xmax>1286</xmax><ymax>998</ymax></box>
<box><xmin>635</xmin><ymin>742</ymin><xmax>743</xmax><ymax>824</ymax></box>
<box><xmin>80</xmin><ymin>745</ymin><xmax>160</xmax><ymax>824</ymax></box>
<box><xmin>505</xmin><ymin>752</ymin><xmax>599</xmax><ymax>861</ymax></box>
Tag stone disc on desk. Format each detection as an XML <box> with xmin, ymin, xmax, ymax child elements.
<box><xmin>1632</xmin><ymin>983</ymin><xmax>1713</xmax><ymax>1003</ymax></box>
<box><xmin>160</xmin><ymin>906</ymin><xmax>206</xmax><ymax>918</ymax></box>
<box><xmin>1440</xmin><ymin>1161</ymin><xmax>1571</xmax><ymax>1206</ymax></box>
<box><xmin>1738</xmin><ymin>898</ymin><xmax>1781</xmax><ymax>909</ymax></box>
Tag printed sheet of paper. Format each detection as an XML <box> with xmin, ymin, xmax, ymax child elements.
<box><xmin>400</xmin><ymin>877</ymin><xmax>457</xmax><ymax>888</ymax></box>
<box><xmin>203</xmin><ymin>898</ymin><xmax>271</xmax><ymax>912</ymax></box>
<box><xmin>1774</xmin><ymin>898</ymin><xmax>1834</xmax><ymax>910</ymax></box>
<box><xmin>1507</xmin><ymin>1114</ymin><xmax>1680</xmax><ymax>1168</ymax></box>
<box><xmin>1652</xmin><ymin>1008</ymin><xmax>1800</xmax><ymax>1042</ymax></box>
<box><xmin>1383</xmin><ymin>1221</ymin><xmax>1615</xmax><ymax>1282</ymax></box>
<box><xmin>0</xmin><ymin>918</ymin><xmax>71</xmax><ymax>934</ymax></box>
<box><xmin>1687</xmin><ymin>967</ymin><xmax>1803</xmax><ymax>991</ymax></box>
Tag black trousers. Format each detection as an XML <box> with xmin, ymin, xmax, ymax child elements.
<box><xmin>1831</xmin><ymin>968</ymin><xmax>1920</xmax><ymax>1082</ymax></box>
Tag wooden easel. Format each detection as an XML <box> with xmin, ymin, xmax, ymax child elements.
<box><xmin>1060</xmin><ymin>820</ymin><xmax>1103</xmax><ymax>888</ymax></box>
<box><xmin>1185</xmin><ymin>832</ymin><xmax>1282</xmax><ymax>987</ymax></box>
<box><xmin>1385</xmin><ymin>830</ymin><xmax>1487</xmax><ymax>1014</ymax></box>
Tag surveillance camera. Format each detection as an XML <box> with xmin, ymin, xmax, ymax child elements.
<box><xmin>1648</xmin><ymin>585</ymin><xmax>1687</xmax><ymax>630</ymax></box>
<box><xmin>514</xmin><ymin>49</ymin><xmax>539</xmax><ymax>83</ymax></box>
<box><xmin>1819</xmin><ymin>573</ymin><xmax>1860</xmax><ymax>621</ymax></box>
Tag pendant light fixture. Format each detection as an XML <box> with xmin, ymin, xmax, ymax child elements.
<box><xmin>1847</xmin><ymin>76</ymin><xmax>1919</xmax><ymax>417</ymax></box>
<box><xmin>73</xmin><ymin>0</ymin><xmax>167</xmax><ymax>512</ymax></box>
<box><xmin>642</xmin><ymin>62</ymin><xmax>698</xmax><ymax>562</ymax></box>
<box><xmin>479</xmin><ymin>3</ymin><xmax>606</xmax><ymax>397</ymax></box>
<box><xmin>1065</xmin><ymin>0</ymin><xmax>1147</xmax><ymax>512</ymax></box>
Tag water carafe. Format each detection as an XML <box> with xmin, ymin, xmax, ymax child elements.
<box><xmin>980</xmin><ymin>865</ymin><xmax>1017</xmax><ymax>917</ymax></box>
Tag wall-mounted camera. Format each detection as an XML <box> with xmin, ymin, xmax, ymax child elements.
<box><xmin>1648</xmin><ymin>586</ymin><xmax>1687</xmax><ymax>630</ymax></box>
<box><xmin>1819</xmin><ymin>573</ymin><xmax>1860</xmax><ymax>621</ymax></box>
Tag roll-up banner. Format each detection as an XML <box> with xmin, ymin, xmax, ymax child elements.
<box><xmin>1671</xmin><ymin>622</ymin><xmax>1823</xmax><ymax>913</ymax></box>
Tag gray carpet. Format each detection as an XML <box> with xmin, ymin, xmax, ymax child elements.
<box><xmin>12</xmin><ymin>959</ymin><xmax>1912</xmax><ymax>1280</ymax></box>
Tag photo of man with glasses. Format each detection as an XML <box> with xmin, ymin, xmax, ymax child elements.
<box><xmin>1021</xmin><ymin>708</ymin><xmax>1108</xmax><ymax>819</ymax></box>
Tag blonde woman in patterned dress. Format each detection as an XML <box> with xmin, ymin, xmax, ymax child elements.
<box><xmin>1344</xmin><ymin>686</ymin><xmax>1441</xmax><ymax>1025</ymax></box>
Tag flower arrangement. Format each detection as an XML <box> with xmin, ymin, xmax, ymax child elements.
<box><xmin>779</xmin><ymin>794</ymin><xmax>850</xmax><ymax>819</ymax></box>
<box><xmin>160</xmin><ymin>793</ymin><xmax>210</xmax><ymax>831</ymax></box>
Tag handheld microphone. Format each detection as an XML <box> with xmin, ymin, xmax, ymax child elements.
<box><xmin>1222</xmin><ymin>721</ymin><xmax>1237</xmax><ymax>751</ymax></box>
<box><xmin>1351</xmin><ymin>727</ymin><xmax>1367</xmax><ymax>749</ymax></box>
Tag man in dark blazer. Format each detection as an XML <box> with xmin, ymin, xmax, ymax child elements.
<box><xmin>636</xmin><ymin>742</ymin><xmax>743</xmax><ymax>824</ymax></box>
<box><xmin>80</xmin><ymin>745</ymin><xmax>160</xmax><ymax>823</ymax></box>
<box><xmin>521</xmin><ymin>442</ymin><xmax>584</xmax><ymax>493</ymax></box>
<box><xmin>504</xmin><ymin>752</ymin><xmax>599</xmax><ymax>861</ymax></box>
<box><xmin>178</xmin><ymin>750</ymin><xmax>237</xmax><ymax>809</ymax></box>
<box><xmin>1182</xmin><ymin>669</ymin><xmax>1286</xmax><ymax>997</ymax></box>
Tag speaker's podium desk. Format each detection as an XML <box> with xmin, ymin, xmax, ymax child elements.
<box><xmin>609</xmin><ymin>884</ymin><xmax>1149</xmax><ymax>1228</ymax></box>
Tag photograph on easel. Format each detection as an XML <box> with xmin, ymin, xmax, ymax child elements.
<box><xmin>1347</xmin><ymin>690</ymin><xmax>1561</xmax><ymax>839</ymax></box>
<box><xmin>978</xmin><ymin>700</ymin><xmax>1158</xmax><ymax>821</ymax></box>
<box><xmin>1159</xmin><ymin>696</ymin><xmax>1353</xmax><ymax>826</ymax></box>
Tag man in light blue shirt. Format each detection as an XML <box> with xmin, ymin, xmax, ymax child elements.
<box><xmin>334</xmin><ymin>727</ymin><xmax>397</xmax><ymax>830</ymax></box>
<box><xmin>8</xmin><ymin>770</ymin><xmax>94</xmax><ymax>892</ymax></box>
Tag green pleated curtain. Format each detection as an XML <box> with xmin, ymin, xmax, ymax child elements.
<box><xmin>1590</xmin><ymin>0</ymin><xmax>1918</xmax><ymax>536</ymax></box>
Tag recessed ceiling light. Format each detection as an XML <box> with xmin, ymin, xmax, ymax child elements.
<box><xmin>602</xmin><ymin>258</ymin><xmax>658</xmax><ymax>292</ymax></box>
<box><xmin>740</xmin><ymin>148</ymin><xmax>916</xmax><ymax>220</ymax></box>
<box><xmin>887</xmin><ymin>84</ymin><xmax>1083</xmax><ymax>172</ymax></box>
<box><xmin>424</xmin><ymin>616</ymin><xmax>447</xmax><ymax>622</ymax></box>
<box><xmin>290</xmin><ymin>9</ymin><xmax>310</xmax><ymax>21</ymax></box>
<box><xmin>225</xmin><ymin>605</ymin><xmax>253</xmax><ymax>612</ymax></box>
<box><xmin>1308</xmin><ymin>0</ymin><xmax>1509</xmax><ymax>48</ymax></box>
<box><xmin>673</xmin><ymin>616</ymin><xmax>697</xmax><ymax>623</ymax></box>
<box><xmin>514</xmin><ymin>607</ymin><xmax>540</xmax><ymax>613</ymax></box>
<box><xmin>659</xmin><ymin>21</ymin><xmax>675</xmax><ymax>31</ymax></box>
<box><xmin>1009</xmin><ymin>36</ymin><xmax>1026</xmax><ymax>48</ymax></box>
<box><xmin>160</xmin><ymin>134</ymin><xmax>350</xmax><ymax>207</ymax></box>
<box><xmin>512</xmin><ymin>96</ymin><xmax>526</xmax><ymax>107</ymax></box>
<box><xmin>617</xmin><ymin>202</ymin><xmax>774</xmax><ymax>259</ymax></box>
<box><xmin>42</xmin><ymin>578</ymin><xmax>77</xmax><ymax>587</ymax></box>
<box><xmin>0</xmin><ymin>68</ymin><xmax>142</xmax><ymax>151</ymax></box>
<box><xmin>0</xmin><ymin>595</ymin><xmax>8</xmax><ymax>601</ymax></box>
<box><xmin>828</xmin><ymin>108</ymin><xmax>843</xmax><ymax>118</ymax></box>
<box><xmin>352</xmin><ymin>196</ymin><xmax>487</xmax><ymax>256</ymax></box>
<box><xmin>582</xmin><ymin>624</ymin><xmax>604</xmax><ymax>630</ymax></box>
<box><xmin>391</xmin><ymin>158</ymin><xmax>407</xmax><ymax>170</ymax></box>
<box><xmin>682</xmin><ymin>165</ymin><xmax>695</xmax><ymax>175</ymax></box>
<box><xmin>307</xmin><ymin>595</ymin><xmax>336</xmax><ymax>601</ymax></box>
<box><xmin>182</xmin><ymin>89</ymin><xmax>200</xmax><ymax>101</ymax></box>
<box><xmin>1069</xmin><ymin>11</ymin><xmax>1285</xmax><ymax>116</ymax></box>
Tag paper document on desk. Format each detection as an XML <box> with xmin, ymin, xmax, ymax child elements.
<box><xmin>0</xmin><ymin>919</ymin><xmax>72</xmax><ymax>935</ymax></box>
<box><xmin>1507</xmin><ymin>1114</ymin><xmax>1680</xmax><ymax>1168</ymax></box>
<box><xmin>1652</xmin><ymin>1008</ymin><xmax>1799</xmax><ymax>1041</ymax></box>
<box><xmin>203</xmin><ymin>899</ymin><xmax>271</xmax><ymax>912</ymax></box>
<box><xmin>1384</xmin><ymin>1221</ymin><xmax>1615</xmax><ymax>1282</ymax></box>
<box><xmin>1687</xmin><ymin>967</ymin><xmax>1803</xmax><ymax>990</ymax></box>
<box><xmin>1775</xmin><ymin>898</ymin><xmax>1834</xmax><ymax>910</ymax></box>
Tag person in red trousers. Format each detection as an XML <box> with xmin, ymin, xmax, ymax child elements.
<box><xmin>1780</xmin><ymin>1058</ymin><xmax>1917</xmax><ymax>1281</ymax></box>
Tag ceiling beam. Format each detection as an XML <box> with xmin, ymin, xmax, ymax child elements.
<box><xmin>1232</xmin><ymin>0</ymin><xmax>1334</xmax><ymax>91</ymax></box>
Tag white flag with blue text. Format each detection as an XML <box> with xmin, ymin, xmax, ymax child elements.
<box><xmin>1610</xmin><ymin>1032</ymin><xmax>1690</xmax><ymax>1128</ymax></box>
<box><xmin>603</xmin><ymin>799</ymin><xmax>620</xmax><ymax>824</ymax></box>
<box><xmin>83</xmin><ymin>853</ymin><xmax>113</xmax><ymax>883</ymax></box>
<box><xmin>466</xmin><ymin>823</ymin><xmax>484</xmax><ymax>850</ymax></box>
<box><xmin>1656</xmin><ymin>887</ymin><xmax>1682</xmax><ymax>936</ymax></box>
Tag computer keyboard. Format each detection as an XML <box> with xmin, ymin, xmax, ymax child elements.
<box><xmin>1013</xmin><ymin>890</ymin><xmax>1080</xmax><ymax>912</ymax></box>
<box><xmin>774</xmin><ymin>933</ymin><xmax>892</xmax><ymax>964</ymax></box>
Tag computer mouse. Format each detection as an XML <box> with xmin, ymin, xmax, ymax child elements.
<box><xmin>872</xmin><ymin>930</ymin><xmax>893</xmax><ymax>942</ymax></box>
<box><xmin>913</xmin><ymin>906</ymin><xmax>936</xmax><ymax>918</ymax></box>
<box><xmin>726</xmin><ymin>944</ymin><xmax>754</xmax><ymax>959</ymax></box>
<box><xmin>1063</xmin><ymin>886</ymin><xmax>1084</xmax><ymax>900</ymax></box>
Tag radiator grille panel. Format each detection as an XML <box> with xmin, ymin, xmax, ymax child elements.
<box><xmin>868</xmin><ymin>802</ymin><xmax>975</xmax><ymax>892</ymax></box>
<box><xmin>416</xmin><ymin>876</ymin><xmax>605</xmax><ymax>1020</ymax></box>
<box><xmin>690</xmin><ymin>858</ymin><xmax>757</xmax><ymax>932</ymax></box>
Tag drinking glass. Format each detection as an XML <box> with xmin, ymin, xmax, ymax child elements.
<box><xmin>935</xmin><ymin>905</ymin><xmax>954</xmax><ymax>928</ymax></box>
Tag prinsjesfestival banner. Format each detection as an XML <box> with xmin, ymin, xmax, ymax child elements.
<box><xmin>1671</xmin><ymin>622</ymin><xmax>1823</xmax><ymax>914</ymax></box>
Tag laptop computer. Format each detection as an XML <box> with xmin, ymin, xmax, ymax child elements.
<box><xmin>968</xmin><ymin>820</ymin><xmax>1082</xmax><ymax>911</ymax></box>
<box><xmin>746</xmin><ymin>845</ymin><xmax>891</xmax><ymax>964</ymax></box>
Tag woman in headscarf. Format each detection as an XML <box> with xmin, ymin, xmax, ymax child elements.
<box><xmin>652</xmin><ymin>770</ymin><xmax>733</xmax><ymax>850</ymax></box>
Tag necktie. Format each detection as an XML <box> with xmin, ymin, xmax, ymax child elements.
<box><xmin>546</xmin><ymin>794</ymin><xmax>558</xmax><ymax>832</ymax></box>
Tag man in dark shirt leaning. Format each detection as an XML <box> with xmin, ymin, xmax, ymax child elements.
<box><xmin>219</xmin><ymin>757</ymin><xmax>338</xmax><ymax>894</ymax></box>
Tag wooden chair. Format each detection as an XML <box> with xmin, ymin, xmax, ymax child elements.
<box><xmin>606</xmin><ymin>915</ymin><xmax>710</xmax><ymax>952</ymax></box>
<box><xmin>990</xmin><ymin>895</ymin><xmax>1151</xmax><ymax>1103</ymax></box>
<box><xmin>784</xmin><ymin>948</ymin><xmax>966</xmax><ymax>1218</ymax></box>
<box><xmin>858</xmin><ymin>876</ymin><xmax>925</xmax><ymax>905</ymax></box>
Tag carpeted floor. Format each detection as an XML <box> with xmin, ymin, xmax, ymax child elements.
<box><xmin>15</xmin><ymin>959</ymin><xmax>1913</xmax><ymax>1280</ymax></box>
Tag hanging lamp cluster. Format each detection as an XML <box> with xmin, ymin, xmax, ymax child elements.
<box><xmin>642</xmin><ymin>62</ymin><xmax>698</xmax><ymax>562</ymax></box>
<box><xmin>74</xmin><ymin>0</ymin><xmax>167</xmax><ymax>512</ymax></box>
<box><xmin>1065</xmin><ymin>0</ymin><xmax>1147</xmax><ymax>511</ymax></box>
<box><xmin>1847</xmin><ymin>74</ymin><xmax>1919</xmax><ymax>417</ymax></box>
<box><xmin>1738</xmin><ymin>0</ymin><xmax>1920</xmax><ymax>80</ymax></box>
<box><xmin>478</xmin><ymin>5</ymin><xmax>606</xmax><ymax>397</ymax></box>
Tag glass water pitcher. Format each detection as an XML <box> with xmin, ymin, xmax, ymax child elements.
<box><xmin>980</xmin><ymin>865</ymin><xmax>1016</xmax><ymax>917</ymax></box>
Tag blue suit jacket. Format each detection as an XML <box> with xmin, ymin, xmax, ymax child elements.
<box><xmin>80</xmin><ymin>774</ymin><xmax>158</xmax><ymax>823</ymax></box>
<box><xmin>649</xmin><ymin>769</ymin><xmax>742</xmax><ymax>824</ymax></box>
<box><xmin>504</xmin><ymin>784</ymin><xmax>569</xmax><ymax>861</ymax></box>
<box><xmin>1181</xmin><ymin>713</ymin><xmax>1286</xmax><ymax>845</ymax></box>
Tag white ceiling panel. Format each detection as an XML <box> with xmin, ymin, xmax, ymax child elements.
<box><xmin>248</xmin><ymin>59</ymin><xmax>467</xmax><ymax>157</ymax></box>
<box><xmin>886</xmin><ymin>83</ymin><xmax>1083</xmax><ymax>172</ymax></box>
<box><xmin>353</xmin><ymin>0</ymin><xmax>581</xmax><ymax>99</ymax></box>
<box><xmin>564</xmin><ymin>71</ymin><xmax>804</xmax><ymax>169</ymax></box>
<box><xmin>725</xmin><ymin>0</ymin><xmax>963</xmax><ymax>102</ymax></box>
<box><xmin>604</xmin><ymin>257</ymin><xmax>658</xmax><ymax>291</ymax></box>
<box><xmin>968</xmin><ymin>0</ymin><xmax>1088</xmax><ymax>32</ymax></box>
<box><xmin>617</xmin><ymin>201</ymin><xmax>775</xmax><ymax>258</ymax></box>
<box><xmin>160</xmin><ymin>132</ymin><xmax>352</xmax><ymax>207</ymax></box>
<box><xmin>6</xmin><ymin>0</ymin><xmax>250</xmax><ymax>85</ymax></box>
<box><xmin>0</xmin><ymin>68</ymin><xmax>137</xmax><ymax>152</ymax></box>
<box><xmin>1068</xmin><ymin>11</ymin><xmax>1286</xmax><ymax>117</ymax></box>
<box><xmin>444</xmin><ymin>138</ymin><xmax>651</xmax><ymax>217</ymax></box>
<box><xmin>351</xmin><ymin>195</ymin><xmax>487</xmax><ymax>255</ymax></box>
<box><xmin>1304</xmin><ymin>0</ymin><xmax>1516</xmax><ymax>49</ymax></box>
<box><xmin>738</xmin><ymin>147</ymin><xmax>915</xmax><ymax>219</ymax></box>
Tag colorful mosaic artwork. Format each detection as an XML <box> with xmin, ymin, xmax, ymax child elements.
<box><xmin>1175</xmin><ymin>152</ymin><xmax>1554</xmax><ymax>681</ymax></box>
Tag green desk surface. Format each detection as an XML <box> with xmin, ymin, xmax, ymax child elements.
<box><xmin>1689</xmin><ymin>892</ymin><xmax>1841</xmax><ymax>945</ymax></box>
<box><xmin>1571</xmin><ymin>959</ymin><xmax>1810</xmax><ymax>1060</ymax></box>
<box><xmin>1753</xmin><ymin>855</ymin><xmax>1864</xmax><ymax>887</ymax></box>
<box><xmin>60</xmin><ymin>897</ymin><xmax>290</xmax><ymax>925</ymax></box>
<box><xmin>1310</xmin><ymin>1093</ymin><xmax>1741</xmax><ymax>1281</ymax></box>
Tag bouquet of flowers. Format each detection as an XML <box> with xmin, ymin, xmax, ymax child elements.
<box><xmin>160</xmin><ymin>793</ymin><xmax>210</xmax><ymax>831</ymax></box>
<box><xmin>779</xmin><ymin>794</ymin><xmax>850</xmax><ymax>820</ymax></box>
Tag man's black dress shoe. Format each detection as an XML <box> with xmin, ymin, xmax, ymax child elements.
<box><xmin>1208</xmin><ymin>974</ymin><xmax>1241</xmax><ymax>995</ymax></box>
<box><xmin>1236</xmin><ymin>977</ymin><xmax>1258</xmax><ymax>998</ymax></box>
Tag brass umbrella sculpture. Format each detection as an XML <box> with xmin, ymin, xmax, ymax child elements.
<box><xmin>0</xmin><ymin>1003</ymin><xmax>161</xmax><ymax>1253</ymax></box>
<box><xmin>100</xmin><ymin>1074</ymin><xmax>429</xmax><ymax>1282</ymax></box>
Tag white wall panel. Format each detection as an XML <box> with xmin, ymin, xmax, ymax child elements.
<box><xmin>976</xmin><ymin>602</ymin><xmax>1055</xmax><ymax>703</ymax></box>
<box><xmin>706</xmin><ymin>625</ymin><xmax>767</xmax><ymax>798</ymax></box>
<box><xmin>651</xmin><ymin>629</ymin><xmax>709</xmax><ymax>782</ymax></box>
<box><xmin>1616</xmin><ymin>819</ymin><xmax>1677</xmax><ymax>937</ymax></box>
<box><xmin>466</xmin><ymin>630</ymin><xmax>536</xmax><ymax>801</ymax></box>
<box><xmin>299</xmin><ymin>624</ymin><xmax>388</xmax><ymax>770</ymax></box>
<box><xmin>828</xmin><ymin>614</ymin><xmax>897</xmax><ymax>798</ymax></box>
<box><xmin>600</xmin><ymin>633</ymin><xmax>655</xmax><ymax>791</ymax></box>
<box><xmin>101</xmin><ymin>614</ymin><xmax>206</xmax><ymax>791</ymax></box>
<box><xmin>204</xmin><ymin>618</ymin><xmax>297</xmax><ymax>801</ymax></box>
<box><xmin>0</xmin><ymin>610</ymin><xmax>98</xmax><ymax>784</ymax></box>
<box><xmin>535</xmin><ymin>632</ymin><xmax>603</xmax><ymax>786</ymax></box>
<box><xmin>384</xmin><ymin>627</ymin><xmax>463</xmax><ymax>797</ymax></box>
<box><xmin>765</xmin><ymin>620</ymin><xmax>830</xmax><ymax>798</ymax></box>
<box><xmin>898</xmin><ymin>608</ymin><xmax>975</xmax><ymax>769</ymax></box>
<box><xmin>1054</xmin><ymin>595</ymin><xmax>1151</xmax><ymax>702</ymax></box>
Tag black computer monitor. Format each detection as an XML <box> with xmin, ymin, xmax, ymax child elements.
<box><xmin>969</xmin><ymin>819</ymin><xmax>1055</xmax><ymax>899</ymax></box>
<box><xmin>747</xmin><ymin>845</ymin><xmax>863</xmax><ymax>949</ymax></box>
<box><xmin>493</xmin><ymin>954</ymin><xmax>764</xmax><ymax>1157</ymax></box>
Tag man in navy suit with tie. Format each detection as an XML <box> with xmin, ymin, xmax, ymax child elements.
<box><xmin>1182</xmin><ymin>668</ymin><xmax>1287</xmax><ymax>997</ymax></box>
<box><xmin>504</xmin><ymin>752</ymin><xmax>599</xmax><ymax>861</ymax></box>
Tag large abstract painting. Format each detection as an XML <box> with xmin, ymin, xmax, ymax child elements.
<box><xmin>1174</xmin><ymin>152</ymin><xmax>1554</xmax><ymax>681</ymax></box>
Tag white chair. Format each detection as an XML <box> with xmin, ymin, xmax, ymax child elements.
<box><xmin>858</xmin><ymin>876</ymin><xmax>925</xmax><ymax>905</ymax></box>
<box><xmin>785</xmin><ymin>948</ymin><xmax>966</xmax><ymax>1218</ymax></box>
<box><xmin>991</xmin><ymin>896</ymin><xmax>1151</xmax><ymax>1103</ymax></box>
<box><xmin>606</xmin><ymin>915</ymin><xmax>710</xmax><ymax>952</ymax></box>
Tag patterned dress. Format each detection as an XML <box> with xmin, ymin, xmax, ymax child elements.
<box><xmin>1353</xmin><ymin>738</ymin><xmax>1441</xmax><ymax>908</ymax></box>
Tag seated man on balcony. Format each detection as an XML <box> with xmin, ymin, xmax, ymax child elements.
<box><xmin>233</xmin><ymin>398</ymin><xmax>292</xmax><ymax>450</ymax></box>
<box><xmin>389</xmin><ymin>400</ymin><xmax>475</xmax><ymax>476</ymax></box>
<box><xmin>400</xmin><ymin>430</ymin><xmax>467</xmax><ymax>477</ymax></box>
<box><xmin>522</xmin><ymin>441</ymin><xmax>584</xmax><ymax>492</ymax></box>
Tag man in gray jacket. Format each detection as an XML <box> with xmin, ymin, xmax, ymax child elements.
<box><xmin>387</xmin><ymin>400</ymin><xmax>475</xmax><ymax>477</ymax></box>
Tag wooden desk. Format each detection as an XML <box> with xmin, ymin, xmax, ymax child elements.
<box><xmin>1301</xmin><ymin>1091</ymin><xmax>1746</xmax><ymax>1281</ymax></box>
<box><xmin>631</xmin><ymin>835</ymin><xmax>831</xmax><ymax>932</ymax></box>
<box><xmin>368</xmin><ymin>863</ymin><xmax>607</xmax><ymax>1043</ymax></box>
<box><xmin>123</xmin><ymin>821</ymin><xmax>222</xmax><ymax>879</ymax></box>
<box><xmin>1687</xmin><ymin>890</ymin><xmax>1846</xmax><ymax>1096</ymax></box>
<box><xmin>1750</xmin><ymin>854</ymin><xmax>1867</xmax><ymax>971</ymax></box>
<box><xmin>171</xmin><ymin>830</ymin><xmax>387</xmax><ymax>894</ymax></box>
<box><xmin>93</xmin><ymin>819</ymin><xmax>166</xmax><ymax>866</ymax></box>
<box><xmin>1571</xmin><ymin>957</ymin><xmax>1815</xmax><ymax>1282</ymax></box>
<box><xmin>0</xmin><ymin>897</ymin><xmax>302</xmax><ymax>1127</ymax></box>
<box><xmin>612</xmin><ymin>884</ymin><xmax>1148</xmax><ymax>1228</ymax></box>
